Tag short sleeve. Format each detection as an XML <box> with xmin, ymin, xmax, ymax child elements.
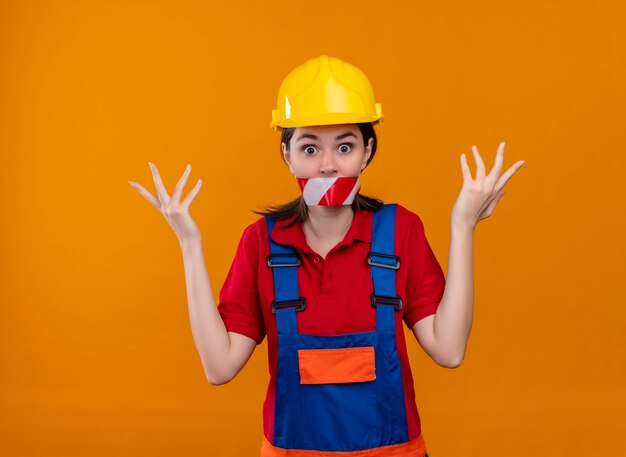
<box><xmin>402</xmin><ymin>215</ymin><xmax>446</xmax><ymax>329</ymax></box>
<box><xmin>217</xmin><ymin>225</ymin><xmax>266</xmax><ymax>344</ymax></box>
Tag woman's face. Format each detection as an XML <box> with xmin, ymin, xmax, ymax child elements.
<box><xmin>281</xmin><ymin>124</ymin><xmax>373</xmax><ymax>179</ymax></box>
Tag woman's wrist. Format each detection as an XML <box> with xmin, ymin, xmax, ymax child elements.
<box><xmin>450</xmin><ymin>217</ymin><xmax>475</xmax><ymax>234</ymax></box>
<box><xmin>180</xmin><ymin>234</ymin><xmax>203</xmax><ymax>252</ymax></box>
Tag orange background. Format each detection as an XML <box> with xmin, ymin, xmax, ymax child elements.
<box><xmin>1</xmin><ymin>1</ymin><xmax>625</xmax><ymax>456</ymax></box>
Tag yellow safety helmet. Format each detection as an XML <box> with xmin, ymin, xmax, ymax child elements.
<box><xmin>270</xmin><ymin>55</ymin><xmax>383</xmax><ymax>130</ymax></box>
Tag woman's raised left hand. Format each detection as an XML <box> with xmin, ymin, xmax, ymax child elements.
<box><xmin>451</xmin><ymin>142</ymin><xmax>525</xmax><ymax>231</ymax></box>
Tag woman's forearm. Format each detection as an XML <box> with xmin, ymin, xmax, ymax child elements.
<box><xmin>180</xmin><ymin>237</ymin><xmax>235</xmax><ymax>384</ymax></box>
<box><xmin>433</xmin><ymin>221</ymin><xmax>475</xmax><ymax>367</ymax></box>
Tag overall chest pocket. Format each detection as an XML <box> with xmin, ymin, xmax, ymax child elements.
<box><xmin>297</xmin><ymin>346</ymin><xmax>376</xmax><ymax>384</ymax></box>
<box><xmin>295</xmin><ymin>345</ymin><xmax>379</xmax><ymax>451</ymax></box>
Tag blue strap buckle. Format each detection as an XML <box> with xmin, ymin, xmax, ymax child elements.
<box><xmin>267</xmin><ymin>253</ymin><xmax>302</xmax><ymax>268</ymax></box>
<box><xmin>272</xmin><ymin>297</ymin><xmax>306</xmax><ymax>313</ymax></box>
<box><xmin>368</xmin><ymin>251</ymin><xmax>400</xmax><ymax>270</ymax></box>
<box><xmin>370</xmin><ymin>293</ymin><xmax>403</xmax><ymax>311</ymax></box>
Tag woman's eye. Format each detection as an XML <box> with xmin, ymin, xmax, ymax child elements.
<box><xmin>338</xmin><ymin>143</ymin><xmax>352</xmax><ymax>153</ymax></box>
<box><xmin>303</xmin><ymin>146</ymin><xmax>317</xmax><ymax>155</ymax></box>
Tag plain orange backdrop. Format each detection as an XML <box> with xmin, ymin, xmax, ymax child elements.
<box><xmin>1</xmin><ymin>1</ymin><xmax>625</xmax><ymax>456</ymax></box>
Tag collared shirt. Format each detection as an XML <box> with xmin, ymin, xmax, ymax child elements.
<box><xmin>217</xmin><ymin>204</ymin><xmax>445</xmax><ymax>443</ymax></box>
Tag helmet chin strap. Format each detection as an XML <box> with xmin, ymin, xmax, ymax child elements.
<box><xmin>296</xmin><ymin>176</ymin><xmax>361</xmax><ymax>206</ymax></box>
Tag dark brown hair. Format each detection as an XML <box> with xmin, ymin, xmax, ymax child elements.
<box><xmin>253</xmin><ymin>123</ymin><xmax>384</xmax><ymax>226</ymax></box>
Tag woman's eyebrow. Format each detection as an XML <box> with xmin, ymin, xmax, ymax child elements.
<box><xmin>296</xmin><ymin>133</ymin><xmax>319</xmax><ymax>142</ymax></box>
<box><xmin>295</xmin><ymin>131</ymin><xmax>357</xmax><ymax>142</ymax></box>
<box><xmin>335</xmin><ymin>132</ymin><xmax>358</xmax><ymax>140</ymax></box>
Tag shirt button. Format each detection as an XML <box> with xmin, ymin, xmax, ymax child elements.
<box><xmin>313</xmin><ymin>256</ymin><xmax>320</xmax><ymax>264</ymax></box>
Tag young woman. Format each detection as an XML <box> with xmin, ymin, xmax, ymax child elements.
<box><xmin>129</xmin><ymin>55</ymin><xmax>524</xmax><ymax>457</ymax></box>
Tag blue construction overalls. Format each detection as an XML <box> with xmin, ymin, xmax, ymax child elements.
<box><xmin>263</xmin><ymin>204</ymin><xmax>429</xmax><ymax>457</ymax></box>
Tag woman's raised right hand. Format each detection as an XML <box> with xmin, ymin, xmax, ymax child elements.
<box><xmin>129</xmin><ymin>162</ymin><xmax>203</xmax><ymax>244</ymax></box>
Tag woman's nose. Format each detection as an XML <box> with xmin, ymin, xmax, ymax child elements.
<box><xmin>319</xmin><ymin>150</ymin><xmax>337</xmax><ymax>174</ymax></box>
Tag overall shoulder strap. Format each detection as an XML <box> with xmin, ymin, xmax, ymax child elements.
<box><xmin>370</xmin><ymin>204</ymin><xmax>402</xmax><ymax>331</ymax></box>
<box><xmin>264</xmin><ymin>216</ymin><xmax>304</xmax><ymax>335</ymax></box>
<box><xmin>370</xmin><ymin>204</ymin><xmax>410</xmax><ymax>441</ymax></box>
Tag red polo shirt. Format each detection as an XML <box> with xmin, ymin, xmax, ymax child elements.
<box><xmin>217</xmin><ymin>204</ymin><xmax>445</xmax><ymax>445</ymax></box>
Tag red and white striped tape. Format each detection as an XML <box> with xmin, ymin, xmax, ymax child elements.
<box><xmin>296</xmin><ymin>176</ymin><xmax>361</xmax><ymax>206</ymax></box>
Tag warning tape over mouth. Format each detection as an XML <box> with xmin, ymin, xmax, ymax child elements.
<box><xmin>296</xmin><ymin>176</ymin><xmax>361</xmax><ymax>206</ymax></box>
